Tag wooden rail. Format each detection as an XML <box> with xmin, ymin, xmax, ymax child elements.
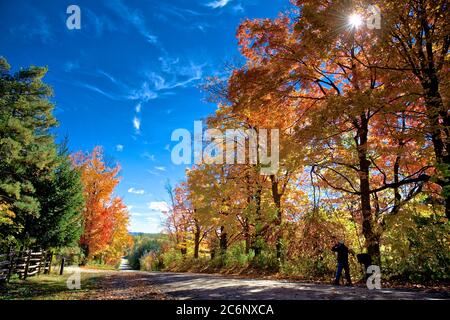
<box><xmin>0</xmin><ymin>249</ymin><xmax>53</xmax><ymax>283</ymax></box>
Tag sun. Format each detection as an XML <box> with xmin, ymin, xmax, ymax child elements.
<box><xmin>348</xmin><ymin>13</ymin><xmax>363</xmax><ymax>29</ymax></box>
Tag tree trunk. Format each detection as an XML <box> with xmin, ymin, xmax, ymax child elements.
<box><xmin>270</xmin><ymin>175</ymin><xmax>283</xmax><ymax>263</ymax></box>
<box><xmin>423</xmin><ymin>77</ymin><xmax>450</xmax><ymax>220</ymax></box>
<box><xmin>357</xmin><ymin>115</ymin><xmax>381</xmax><ymax>264</ymax></box>
<box><xmin>244</xmin><ymin>219</ymin><xmax>251</xmax><ymax>255</ymax></box>
<box><xmin>252</xmin><ymin>182</ymin><xmax>263</xmax><ymax>256</ymax></box>
<box><xmin>219</xmin><ymin>226</ymin><xmax>227</xmax><ymax>256</ymax></box>
<box><xmin>194</xmin><ymin>221</ymin><xmax>201</xmax><ymax>259</ymax></box>
<box><xmin>180</xmin><ymin>234</ymin><xmax>187</xmax><ymax>256</ymax></box>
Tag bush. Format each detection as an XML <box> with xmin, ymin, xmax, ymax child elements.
<box><xmin>382</xmin><ymin>205</ymin><xmax>450</xmax><ymax>282</ymax></box>
<box><xmin>140</xmin><ymin>251</ymin><xmax>164</xmax><ymax>271</ymax></box>
<box><xmin>127</xmin><ymin>235</ymin><xmax>164</xmax><ymax>270</ymax></box>
<box><xmin>57</xmin><ymin>246</ymin><xmax>85</xmax><ymax>266</ymax></box>
<box><xmin>162</xmin><ymin>248</ymin><xmax>185</xmax><ymax>270</ymax></box>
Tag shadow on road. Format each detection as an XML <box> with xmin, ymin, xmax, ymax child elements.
<box><xmin>135</xmin><ymin>272</ymin><xmax>449</xmax><ymax>300</ymax></box>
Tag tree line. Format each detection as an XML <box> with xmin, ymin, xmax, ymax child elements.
<box><xmin>0</xmin><ymin>57</ymin><xmax>131</xmax><ymax>266</ymax></box>
<box><xmin>161</xmin><ymin>0</ymin><xmax>449</xmax><ymax>281</ymax></box>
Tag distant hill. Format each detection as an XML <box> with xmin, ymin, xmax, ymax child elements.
<box><xmin>129</xmin><ymin>232</ymin><xmax>168</xmax><ymax>240</ymax></box>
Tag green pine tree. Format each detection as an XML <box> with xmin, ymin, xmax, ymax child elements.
<box><xmin>29</xmin><ymin>139</ymin><xmax>85</xmax><ymax>248</ymax></box>
<box><xmin>0</xmin><ymin>57</ymin><xmax>83</xmax><ymax>250</ymax></box>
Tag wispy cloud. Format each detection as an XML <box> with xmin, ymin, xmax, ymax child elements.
<box><xmin>128</xmin><ymin>58</ymin><xmax>205</xmax><ymax>105</ymax></box>
<box><xmin>148</xmin><ymin>201</ymin><xmax>170</xmax><ymax>212</ymax></box>
<box><xmin>11</xmin><ymin>13</ymin><xmax>52</xmax><ymax>44</ymax></box>
<box><xmin>115</xmin><ymin>144</ymin><xmax>124</xmax><ymax>152</ymax></box>
<box><xmin>147</xmin><ymin>169</ymin><xmax>159</xmax><ymax>176</ymax></box>
<box><xmin>142</xmin><ymin>152</ymin><xmax>156</xmax><ymax>161</ymax></box>
<box><xmin>129</xmin><ymin>212</ymin><xmax>163</xmax><ymax>233</ymax></box>
<box><xmin>130</xmin><ymin>212</ymin><xmax>143</xmax><ymax>217</ymax></box>
<box><xmin>128</xmin><ymin>187</ymin><xmax>145</xmax><ymax>195</ymax></box>
<box><xmin>106</xmin><ymin>0</ymin><xmax>157</xmax><ymax>43</ymax></box>
<box><xmin>145</xmin><ymin>58</ymin><xmax>205</xmax><ymax>91</ymax></box>
<box><xmin>159</xmin><ymin>4</ymin><xmax>206</xmax><ymax>21</ymax></box>
<box><xmin>81</xmin><ymin>83</ymin><xmax>121</xmax><ymax>100</ymax></box>
<box><xmin>206</xmin><ymin>0</ymin><xmax>232</xmax><ymax>9</ymax></box>
<box><xmin>232</xmin><ymin>3</ymin><xmax>245</xmax><ymax>13</ymax></box>
<box><xmin>63</xmin><ymin>61</ymin><xmax>79</xmax><ymax>72</ymax></box>
<box><xmin>133</xmin><ymin>117</ymin><xmax>141</xmax><ymax>131</ymax></box>
<box><xmin>154</xmin><ymin>166</ymin><xmax>166</xmax><ymax>171</ymax></box>
<box><xmin>128</xmin><ymin>82</ymin><xmax>158</xmax><ymax>102</ymax></box>
<box><xmin>85</xmin><ymin>8</ymin><xmax>118</xmax><ymax>36</ymax></box>
<box><xmin>135</xmin><ymin>103</ymin><xmax>142</xmax><ymax>113</ymax></box>
<box><xmin>98</xmin><ymin>70</ymin><xmax>121</xmax><ymax>85</ymax></box>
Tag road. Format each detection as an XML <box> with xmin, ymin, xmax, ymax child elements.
<box><xmin>120</xmin><ymin>271</ymin><xmax>449</xmax><ymax>300</ymax></box>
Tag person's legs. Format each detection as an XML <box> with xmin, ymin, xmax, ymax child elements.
<box><xmin>334</xmin><ymin>263</ymin><xmax>343</xmax><ymax>285</ymax></box>
<box><xmin>343</xmin><ymin>263</ymin><xmax>352</xmax><ymax>285</ymax></box>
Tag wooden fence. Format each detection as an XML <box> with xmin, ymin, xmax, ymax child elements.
<box><xmin>0</xmin><ymin>248</ymin><xmax>53</xmax><ymax>283</ymax></box>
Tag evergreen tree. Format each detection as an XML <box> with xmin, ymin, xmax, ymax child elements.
<box><xmin>29</xmin><ymin>140</ymin><xmax>85</xmax><ymax>248</ymax></box>
<box><xmin>0</xmin><ymin>57</ymin><xmax>83</xmax><ymax>249</ymax></box>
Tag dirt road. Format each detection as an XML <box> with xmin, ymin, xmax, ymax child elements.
<box><xmin>106</xmin><ymin>271</ymin><xmax>449</xmax><ymax>300</ymax></box>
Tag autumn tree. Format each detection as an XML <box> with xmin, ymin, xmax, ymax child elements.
<box><xmin>73</xmin><ymin>146</ymin><xmax>131</xmax><ymax>264</ymax></box>
<box><xmin>377</xmin><ymin>0</ymin><xmax>449</xmax><ymax>218</ymax></box>
<box><xmin>223</xmin><ymin>0</ymin><xmax>440</xmax><ymax>263</ymax></box>
<box><xmin>101</xmin><ymin>197</ymin><xmax>133</xmax><ymax>265</ymax></box>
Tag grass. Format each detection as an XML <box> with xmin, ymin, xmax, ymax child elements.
<box><xmin>84</xmin><ymin>263</ymin><xmax>118</xmax><ymax>271</ymax></box>
<box><xmin>0</xmin><ymin>272</ymin><xmax>104</xmax><ymax>300</ymax></box>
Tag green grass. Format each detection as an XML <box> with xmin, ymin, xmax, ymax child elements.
<box><xmin>84</xmin><ymin>262</ymin><xmax>118</xmax><ymax>271</ymax></box>
<box><xmin>0</xmin><ymin>272</ymin><xmax>102</xmax><ymax>300</ymax></box>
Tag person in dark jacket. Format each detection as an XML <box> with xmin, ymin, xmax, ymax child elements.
<box><xmin>332</xmin><ymin>240</ymin><xmax>354</xmax><ymax>286</ymax></box>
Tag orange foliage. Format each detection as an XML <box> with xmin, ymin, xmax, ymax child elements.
<box><xmin>72</xmin><ymin>146</ymin><xmax>132</xmax><ymax>264</ymax></box>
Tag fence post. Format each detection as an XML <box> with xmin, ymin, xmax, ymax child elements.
<box><xmin>60</xmin><ymin>257</ymin><xmax>65</xmax><ymax>275</ymax></box>
<box><xmin>23</xmin><ymin>250</ymin><xmax>31</xmax><ymax>280</ymax></box>
<box><xmin>37</xmin><ymin>250</ymin><xmax>44</xmax><ymax>275</ymax></box>
<box><xmin>6</xmin><ymin>248</ymin><xmax>15</xmax><ymax>283</ymax></box>
<box><xmin>46</xmin><ymin>251</ymin><xmax>53</xmax><ymax>275</ymax></box>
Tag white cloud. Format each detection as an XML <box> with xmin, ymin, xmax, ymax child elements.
<box><xmin>147</xmin><ymin>58</ymin><xmax>205</xmax><ymax>91</ymax></box>
<box><xmin>80</xmin><ymin>83</ymin><xmax>121</xmax><ymax>100</ymax></box>
<box><xmin>142</xmin><ymin>152</ymin><xmax>155</xmax><ymax>161</ymax></box>
<box><xmin>98</xmin><ymin>70</ymin><xmax>121</xmax><ymax>85</ymax></box>
<box><xmin>128</xmin><ymin>82</ymin><xmax>158</xmax><ymax>101</ymax></box>
<box><xmin>116</xmin><ymin>144</ymin><xmax>124</xmax><ymax>152</ymax></box>
<box><xmin>129</xmin><ymin>215</ymin><xmax>163</xmax><ymax>233</ymax></box>
<box><xmin>147</xmin><ymin>169</ymin><xmax>160</xmax><ymax>176</ymax></box>
<box><xmin>106</xmin><ymin>0</ymin><xmax>157</xmax><ymax>44</ymax></box>
<box><xmin>148</xmin><ymin>201</ymin><xmax>170</xmax><ymax>213</ymax></box>
<box><xmin>15</xmin><ymin>14</ymin><xmax>52</xmax><ymax>43</ymax></box>
<box><xmin>154</xmin><ymin>166</ymin><xmax>166</xmax><ymax>171</ymax></box>
<box><xmin>206</xmin><ymin>0</ymin><xmax>232</xmax><ymax>9</ymax></box>
<box><xmin>135</xmin><ymin>103</ymin><xmax>142</xmax><ymax>113</ymax></box>
<box><xmin>128</xmin><ymin>187</ymin><xmax>145</xmax><ymax>195</ymax></box>
<box><xmin>232</xmin><ymin>3</ymin><xmax>244</xmax><ymax>13</ymax></box>
<box><xmin>63</xmin><ymin>61</ymin><xmax>79</xmax><ymax>72</ymax></box>
<box><xmin>85</xmin><ymin>8</ymin><xmax>118</xmax><ymax>37</ymax></box>
<box><xmin>133</xmin><ymin>117</ymin><xmax>141</xmax><ymax>131</ymax></box>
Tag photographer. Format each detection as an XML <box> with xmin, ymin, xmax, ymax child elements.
<box><xmin>331</xmin><ymin>240</ymin><xmax>355</xmax><ymax>286</ymax></box>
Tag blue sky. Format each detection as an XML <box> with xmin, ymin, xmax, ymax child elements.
<box><xmin>0</xmin><ymin>0</ymin><xmax>288</xmax><ymax>233</ymax></box>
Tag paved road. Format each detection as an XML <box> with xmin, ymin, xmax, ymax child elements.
<box><xmin>128</xmin><ymin>271</ymin><xmax>449</xmax><ymax>300</ymax></box>
<box><xmin>118</xmin><ymin>258</ymin><xmax>132</xmax><ymax>271</ymax></box>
